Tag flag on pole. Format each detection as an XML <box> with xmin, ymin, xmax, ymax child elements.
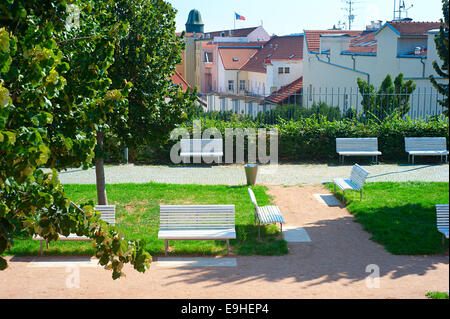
<box><xmin>235</xmin><ymin>12</ymin><xmax>246</xmax><ymax>21</ymax></box>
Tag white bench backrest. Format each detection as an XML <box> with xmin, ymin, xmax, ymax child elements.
<box><xmin>160</xmin><ymin>205</ymin><xmax>235</xmax><ymax>230</ymax></box>
<box><xmin>336</xmin><ymin>138</ymin><xmax>379</xmax><ymax>152</ymax></box>
<box><xmin>349</xmin><ymin>164</ymin><xmax>370</xmax><ymax>189</ymax></box>
<box><xmin>180</xmin><ymin>139</ymin><xmax>223</xmax><ymax>154</ymax></box>
<box><xmin>436</xmin><ymin>205</ymin><xmax>449</xmax><ymax>231</ymax></box>
<box><xmin>248</xmin><ymin>188</ymin><xmax>258</xmax><ymax>209</ymax></box>
<box><xmin>405</xmin><ymin>137</ymin><xmax>448</xmax><ymax>152</ymax></box>
<box><xmin>95</xmin><ymin>205</ymin><xmax>116</xmax><ymax>226</ymax></box>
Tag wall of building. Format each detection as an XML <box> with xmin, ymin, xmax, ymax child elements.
<box><xmin>267</xmin><ymin>60</ymin><xmax>303</xmax><ymax>94</ymax></box>
<box><xmin>247</xmin><ymin>26</ymin><xmax>272</xmax><ymax>42</ymax></box>
<box><xmin>184</xmin><ymin>37</ymin><xmax>198</xmax><ymax>87</ymax></box>
<box><xmin>302</xmin><ymin>28</ymin><xmax>447</xmax><ymax>116</ymax></box>
<box><xmin>246</xmin><ymin>71</ymin><xmax>267</xmax><ymax>96</ymax></box>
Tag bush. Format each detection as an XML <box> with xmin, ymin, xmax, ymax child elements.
<box><xmin>104</xmin><ymin>116</ymin><xmax>449</xmax><ymax>163</ymax></box>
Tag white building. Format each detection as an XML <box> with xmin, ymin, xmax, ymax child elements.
<box><xmin>302</xmin><ymin>21</ymin><xmax>447</xmax><ymax>117</ymax></box>
<box><xmin>205</xmin><ymin>35</ymin><xmax>305</xmax><ymax>116</ymax></box>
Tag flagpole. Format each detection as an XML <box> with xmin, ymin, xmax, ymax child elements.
<box><xmin>234</xmin><ymin>12</ymin><xmax>236</xmax><ymax>30</ymax></box>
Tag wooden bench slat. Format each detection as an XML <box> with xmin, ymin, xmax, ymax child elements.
<box><xmin>180</xmin><ymin>139</ymin><xmax>223</xmax><ymax>163</ymax></box>
<box><xmin>436</xmin><ymin>205</ymin><xmax>449</xmax><ymax>240</ymax></box>
<box><xmin>248</xmin><ymin>189</ymin><xmax>285</xmax><ymax>239</ymax></box>
<box><xmin>34</xmin><ymin>205</ymin><xmax>116</xmax><ymax>255</ymax></box>
<box><xmin>333</xmin><ymin>164</ymin><xmax>369</xmax><ymax>204</ymax></box>
<box><xmin>405</xmin><ymin>138</ymin><xmax>449</xmax><ymax>164</ymax></box>
<box><xmin>159</xmin><ymin>205</ymin><xmax>236</xmax><ymax>256</ymax></box>
<box><xmin>336</xmin><ymin>138</ymin><xmax>381</xmax><ymax>165</ymax></box>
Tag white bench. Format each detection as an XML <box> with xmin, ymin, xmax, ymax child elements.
<box><xmin>436</xmin><ymin>204</ymin><xmax>449</xmax><ymax>248</ymax></box>
<box><xmin>180</xmin><ymin>139</ymin><xmax>223</xmax><ymax>164</ymax></box>
<box><xmin>158</xmin><ymin>205</ymin><xmax>236</xmax><ymax>256</ymax></box>
<box><xmin>248</xmin><ymin>188</ymin><xmax>285</xmax><ymax>239</ymax></box>
<box><xmin>33</xmin><ymin>205</ymin><xmax>116</xmax><ymax>256</ymax></box>
<box><xmin>405</xmin><ymin>137</ymin><xmax>449</xmax><ymax>164</ymax></box>
<box><xmin>336</xmin><ymin>138</ymin><xmax>382</xmax><ymax>165</ymax></box>
<box><xmin>333</xmin><ymin>164</ymin><xmax>370</xmax><ymax>204</ymax></box>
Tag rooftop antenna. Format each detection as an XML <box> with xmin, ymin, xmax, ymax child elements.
<box><xmin>394</xmin><ymin>0</ymin><xmax>413</xmax><ymax>20</ymax></box>
<box><xmin>342</xmin><ymin>0</ymin><xmax>358</xmax><ymax>30</ymax></box>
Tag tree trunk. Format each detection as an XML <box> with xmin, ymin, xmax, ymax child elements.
<box><xmin>95</xmin><ymin>131</ymin><xmax>108</xmax><ymax>205</ymax></box>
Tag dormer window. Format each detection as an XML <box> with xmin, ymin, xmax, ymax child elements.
<box><xmin>233</xmin><ymin>57</ymin><xmax>239</xmax><ymax>62</ymax></box>
<box><xmin>221</xmin><ymin>32</ymin><xmax>226</xmax><ymax>37</ymax></box>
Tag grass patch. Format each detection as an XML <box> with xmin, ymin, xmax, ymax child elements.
<box><xmin>327</xmin><ymin>182</ymin><xmax>449</xmax><ymax>255</ymax></box>
<box><xmin>6</xmin><ymin>183</ymin><xmax>287</xmax><ymax>257</ymax></box>
<box><xmin>426</xmin><ymin>291</ymin><xmax>449</xmax><ymax>299</ymax></box>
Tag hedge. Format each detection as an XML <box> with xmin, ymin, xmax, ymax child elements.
<box><xmin>104</xmin><ymin>116</ymin><xmax>449</xmax><ymax>164</ymax></box>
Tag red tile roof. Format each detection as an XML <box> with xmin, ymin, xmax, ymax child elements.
<box><xmin>388</xmin><ymin>21</ymin><xmax>441</xmax><ymax>35</ymax></box>
<box><xmin>265</xmin><ymin>77</ymin><xmax>303</xmax><ymax>104</ymax></box>
<box><xmin>304</xmin><ymin>30</ymin><xmax>365</xmax><ymax>52</ymax></box>
<box><xmin>218</xmin><ymin>48</ymin><xmax>258</xmax><ymax>70</ymax></box>
<box><xmin>241</xmin><ymin>35</ymin><xmax>304</xmax><ymax>73</ymax></box>
<box><xmin>216</xmin><ymin>42</ymin><xmax>266</xmax><ymax>48</ymax></box>
<box><xmin>347</xmin><ymin>31</ymin><xmax>377</xmax><ymax>54</ymax></box>
<box><xmin>205</xmin><ymin>27</ymin><xmax>259</xmax><ymax>38</ymax></box>
<box><xmin>170</xmin><ymin>71</ymin><xmax>190</xmax><ymax>91</ymax></box>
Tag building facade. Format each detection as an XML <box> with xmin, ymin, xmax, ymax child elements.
<box><xmin>302</xmin><ymin>21</ymin><xmax>447</xmax><ymax>117</ymax></box>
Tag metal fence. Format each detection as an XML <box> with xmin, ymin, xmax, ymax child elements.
<box><xmin>191</xmin><ymin>87</ymin><xmax>447</xmax><ymax>124</ymax></box>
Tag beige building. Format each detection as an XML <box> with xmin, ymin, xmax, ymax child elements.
<box><xmin>302</xmin><ymin>21</ymin><xmax>447</xmax><ymax>117</ymax></box>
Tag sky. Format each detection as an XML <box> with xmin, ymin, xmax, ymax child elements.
<box><xmin>166</xmin><ymin>0</ymin><xmax>444</xmax><ymax>36</ymax></box>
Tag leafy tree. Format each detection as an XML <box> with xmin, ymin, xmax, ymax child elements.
<box><xmin>93</xmin><ymin>0</ymin><xmax>197</xmax><ymax>205</ymax></box>
<box><xmin>429</xmin><ymin>0</ymin><xmax>449</xmax><ymax>117</ymax></box>
<box><xmin>0</xmin><ymin>0</ymin><xmax>150</xmax><ymax>279</ymax></box>
<box><xmin>357</xmin><ymin>74</ymin><xmax>416</xmax><ymax>121</ymax></box>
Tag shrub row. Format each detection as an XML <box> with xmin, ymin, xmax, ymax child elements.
<box><xmin>104</xmin><ymin>116</ymin><xmax>449</xmax><ymax>164</ymax></box>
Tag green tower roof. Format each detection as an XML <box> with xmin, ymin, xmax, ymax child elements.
<box><xmin>186</xmin><ymin>9</ymin><xmax>204</xmax><ymax>33</ymax></box>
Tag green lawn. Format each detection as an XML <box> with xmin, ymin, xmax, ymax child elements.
<box><xmin>426</xmin><ymin>291</ymin><xmax>449</xmax><ymax>299</ymax></box>
<box><xmin>327</xmin><ymin>182</ymin><xmax>450</xmax><ymax>255</ymax></box>
<box><xmin>6</xmin><ymin>183</ymin><xmax>288</xmax><ymax>257</ymax></box>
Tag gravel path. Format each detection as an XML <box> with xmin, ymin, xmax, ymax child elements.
<box><xmin>53</xmin><ymin>163</ymin><xmax>449</xmax><ymax>185</ymax></box>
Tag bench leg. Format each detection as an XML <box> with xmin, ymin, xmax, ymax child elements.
<box><xmin>165</xmin><ymin>240</ymin><xmax>169</xmax><ymax>256</ymax></box>
<box><xmin>226</xmin><ymin>240</ymin><xmax>230</xmax><ymax>256</ymax></box>
<box><xmin>258</xmin><ymin>220</ymin><xmax>261</xmax><ymax>240</ymax></box>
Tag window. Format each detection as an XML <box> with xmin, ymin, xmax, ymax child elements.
<box><xmin>228</xmin><ymin>80</ymin><xmax>234</xmax><ymax>92</ymax></box>
<box><xmin>278</xmin><ymin>67</ymin><xmax>284</xmax><ymax>74</ymax></box>
<box><xmin>205</xmin><ymin>52</ymin><xmax>213</xmax><ymax>63</ymax></box>
<box><xmin>285</xmin><ymin>67</ymin><xmax>290</xmax><ymax>74</ymax></box>
<box><xmin>239</xmin><ymin>80</ymin><xmax>246</xmax><ymax>91</ymax></box>
<box><xmin>248</xmin><ymin>102</ymin><xmax>253</xmax><ymax>115</ymax></box>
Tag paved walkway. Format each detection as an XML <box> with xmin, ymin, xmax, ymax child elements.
<box><xmin>1</xmin><ymin>185</ymin><xmax>448</xmax><ymax>299</ymax></box>
<box><xmin>53</xmin><ymin>163</ymin><xmax>449</xmax><ymax>185</ymax></box>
